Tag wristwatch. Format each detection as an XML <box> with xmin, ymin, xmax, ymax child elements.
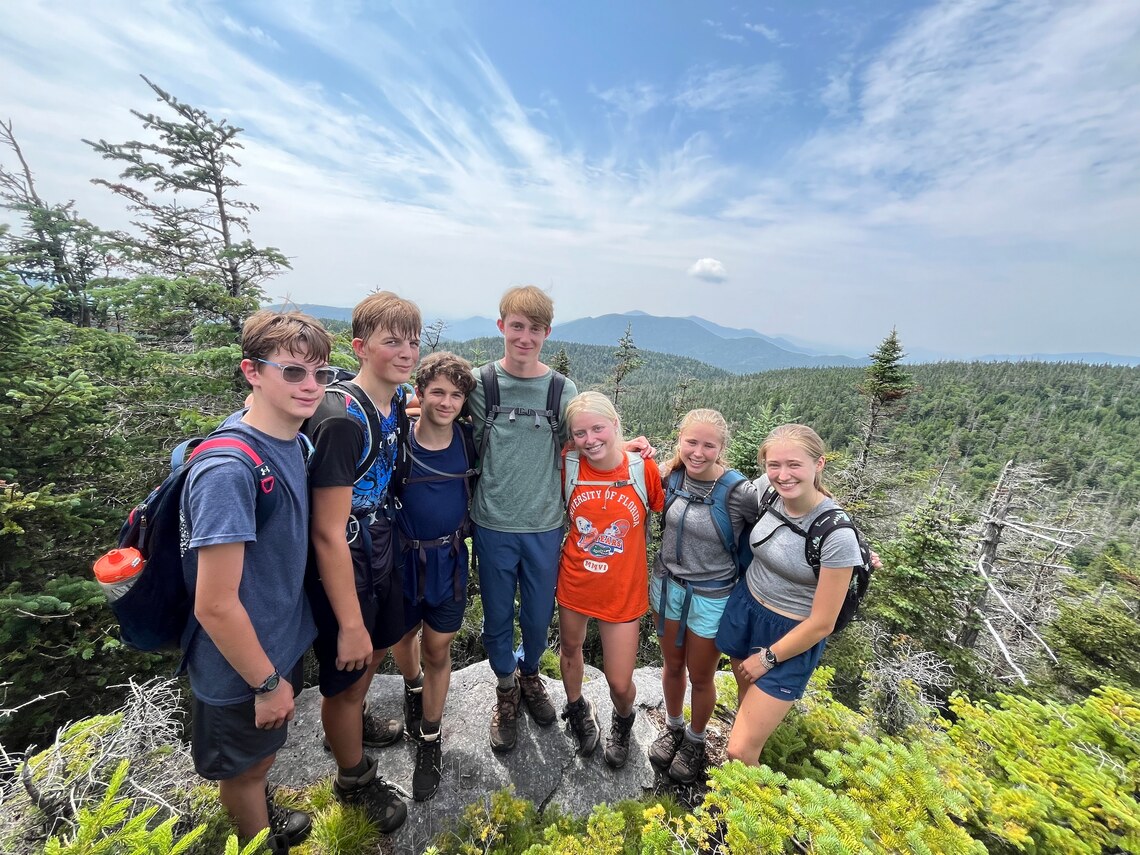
<box><xmin>761</xmin><ymin>648</ymin><xmax>779</xmax><ymax>671</ymax></box>
<box><xmin>251</xmin><ymin>670</ymin><xmax>280</xmax><ymax>695</ymax></box>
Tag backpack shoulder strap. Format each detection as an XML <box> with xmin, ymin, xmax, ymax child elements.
<box><xmin>625</xmin><ymin>452</ymin><xmax>649</xmax><ymax>514</ymax></box>
<box><xmin>662</xmin><ymin>468</ymin><xmax>685</xmax><ymax>516</ymax></box>
<box><xmin>477</xmin><ymin>362</ymin><xmax>501</xmax><ymax>471</ymax></box>
<box><xmin>707</xmin><ymin>469</ymin><xmax>746</xmax><ymax>555</ymax></box>
<box><xmin>309</xmin><ymin>381</ymin><xmax>382</xmax><ymax>485</ymax></box>
<box><xmin>186</xmin><ymin>432</ymin><xmax>279</xmax><ymax>527</ymax></box>
<box><xmin>804</xmin><ymin>507</ymin><xmax>860</xmax><ymax>578</ymax></box>
<box><xmin>562</xmin><ymin>450</ymin><xmax>580</xmax><ymax>508</ymax></box>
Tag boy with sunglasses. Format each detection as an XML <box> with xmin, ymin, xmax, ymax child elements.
<box><xmin>181</xmin><ymin>310</ymin><xmax>333</xmax><ymax>854</ymax></box>
<box><xmin>302</xmin><ymin>292</ymin><xmax>421</xmax><ymax>834</ymax></box>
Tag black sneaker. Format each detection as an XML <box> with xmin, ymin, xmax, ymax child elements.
<box><xmin>412</xmin><ymin>731</ymin><xmax>442</xmax><ymax>801</ymax></box>
<box><xmin>603</xmin><ymin>709</ymin><xmax>636</xmax><ymax>769</ymax></box>
<box><xmin>517</xmin><ymin>670</ymin><xmax>556</xmax><ymax>726</ymax></box>
<box><xmin>333</xmin><ymin>755</ymin><xmax>408</xmax><ymax>833</ymax></box>
<box><xmin>404</xmin><ymin>681</ymin><xmax>424</xmax><ymax>741</ymax></box>
<box><xmin>668</xmin><ymin>735</ymin><xmax>706</xmax><ymax>784</ymax></box>
<box><xmin>648</xmin><ymin>724</ymin><xmax>684</xmax><ymax>769</ymax></box>
<box><xmin>561</xmin><ymin>697</ymin><xmax>600</xmax><ymax>757</ymax></box>
<box><xmin>265</xmin><ymin>787</ymin><xmax>312</xmax><ymax>847</ymax></box>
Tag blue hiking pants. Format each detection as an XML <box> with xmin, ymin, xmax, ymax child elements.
<box><xmin>474</xmin><ymin>524</ymin><xmax>563</xmax><ymax>678</ymax></box>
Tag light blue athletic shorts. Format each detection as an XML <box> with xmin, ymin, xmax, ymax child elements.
<box><xmin>650</xmin><ymin>573</ymin><xmax>733</xmax><ymax>640</ymax></box>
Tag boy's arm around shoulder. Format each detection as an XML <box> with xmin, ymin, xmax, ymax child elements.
<box><xmin>194</xmin><ymin>542</ymin><xmax>295</xmax><ymax>728</ymax></box>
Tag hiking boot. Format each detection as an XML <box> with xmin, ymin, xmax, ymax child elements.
<box><xmin>603</xmin><ymin>709</ymin><xmax>636</xmax><ymax>769</ymax></box>
<box><xmin>561</xmin><ymin>697</ymin><xmax>600</xmax><ymax>757</ymax></box>
<box><xmin>412</xmin><ymin>731</ymin><xmax>443</xmax><ymax>802</ymax></box>
<box><xmin>404</xmin><ymin>682</ymin><xmax>424</xmax><ymax>741</ymax></box>
<box><xmin>321</xmin><ymin>699</ymin><xmax>403</xmax><ymax>752</ymax></box>
<box><xmin>668</xmin><ymin>736</ymin><xmax>707</xmax><ymax>784</ymax></box>
<box><xmin>517</xmin><ymin>670</ymin><xmax>557</xmax><ymax>726</ymax></box>
<box><xmin>333</xmin><ymin>755</ymin><xmax>408</xmax><ymax>833</ymax></box>
<box><xmin>264</xmin><ymin>833</ymin><xmax>290</xmax><ymax>855</ymax></box>
<box><xmin>266</xmin><ymin>788</ymin><xmax>312</xmax><ymax>847</ymax></box>
<box><xmin>490</xmin><ymin>680</ymin><xmax>521</xmax><ymax>753</ymax></box>
<box><xmin>648</xmin><ymin>724</ymin><xmax>684</xmax><ymax>769</ymax></box>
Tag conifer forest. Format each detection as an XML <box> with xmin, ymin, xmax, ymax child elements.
<box><xmin>2</xmin><ymin>80</ymin><xmax>1138</xmax><ymax>854</ymax></box>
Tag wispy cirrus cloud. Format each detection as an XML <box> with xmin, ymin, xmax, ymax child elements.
<box><xmin>674</xmin><ymin>64</ymin><xmax>783</xmax><ymax>112</ymax></box>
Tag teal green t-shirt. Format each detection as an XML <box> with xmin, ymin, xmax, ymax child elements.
<box><xmin>470</xmin><ymin>363</ymin><xmax>578</xmax><ymax>533</ymax></box>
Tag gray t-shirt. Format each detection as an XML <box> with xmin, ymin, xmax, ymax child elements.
<box><xmin>744</xmin><ymin>475</ymin><xmax>861</xmax><ymax>617</ymax></box>
<box><xmin>181</xmin><ymin>415</ymin><xmax>316</xmax><ymax>705</ymax></box>
<box><xmin>653</xmin><ymin>470</ymin><xmax>756</xmax><ymax>585</ymax></box>
<box><xmin>469</xmin><ymin>363</ymin><xmax>578</xmax><ymax>533</ymax></box>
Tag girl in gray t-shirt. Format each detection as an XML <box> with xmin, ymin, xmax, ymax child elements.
<box><xmin>714</xmin><ymin>424</ymin><xmax>862</xmax><ymax>768</ymax></box>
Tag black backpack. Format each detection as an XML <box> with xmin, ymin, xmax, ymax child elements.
<box><xmin>477</xmin><ymin>362</ymin><xmax>567</xmax><ymax>471</ymax></box>
<box><xmin>100</xmin><ymin>427</ymin><xmax>297</xmax><ymax>651</ymax></box>
<box><xmin>756</xmin><ymin>486</ymin><xmax>873</xmax><ymax>632</ymax></box>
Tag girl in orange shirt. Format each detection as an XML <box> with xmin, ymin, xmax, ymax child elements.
<box><xmin>557</xmin><ymin>392</ymin><xmax>664</xmax><ymax>767</ymax></box>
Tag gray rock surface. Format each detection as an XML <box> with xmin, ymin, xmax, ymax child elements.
<box><xmin>271</xmin><ymin>661</ymin><xmax>688</xmax><ymax>854</ymax></box>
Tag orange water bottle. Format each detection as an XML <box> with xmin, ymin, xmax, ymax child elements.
<box><xmin>93</xmin><ymin>547</ymin><xmax>145</xmax><ymax>602</ymax></box>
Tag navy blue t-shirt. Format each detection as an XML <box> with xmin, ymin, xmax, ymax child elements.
<box><xmin>181</xmin><ymin>414</ymin><xmax>315</xmax><ymax>705</ymax></box>
<box><xmin>396</xmin><ymin>424</ymin><xmax>471</xmax><ymax>606</ymax></box>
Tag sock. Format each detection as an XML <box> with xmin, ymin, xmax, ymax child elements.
<box><xmin>615</xmin><ymin>706</ymin><xmax>635</xmax><ymax>720</ymax></box>
<box><xmin>405</xmin><ymin>672</ymin><xmax>424</xmax><ymax>690</ymax></box>
<box><xmin>666</xmin><ymin>713</ymin><xmax>685</xmax><ymax>730</ymax></box>
<box><xmin>420</xmin><ymin>718</ymin><xmax>441</xmax><ymax>740</ymax></box>
<box><xmin>685</xmin><ymin>725</ymin><xmax>706</xmax><ymax>744</ymax></box>
<box><xmin>337</xmin><ymin>756</ymin><xmax>370</xmax><ymax>780</ymax></box>
<box><xmin>497</xmin><ymin>674</ymin><xmax>517</xmax><ymax>691</ymax></box>
<box><xmin>566</xmin><ymin>695</ymin><xmax>584</xmax><ymax>709</ymax></box>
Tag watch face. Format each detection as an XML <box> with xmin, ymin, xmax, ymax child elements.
<box><xmin>254</xmin><ymin>672</ymin><xmax>280</xmax><ymax>694</ymax></box>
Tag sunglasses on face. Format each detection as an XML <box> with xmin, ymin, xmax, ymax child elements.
<box><xmin>253</xmin><ymin>358</ymin><xmax>338</xmax><ymax>386</ymax></box>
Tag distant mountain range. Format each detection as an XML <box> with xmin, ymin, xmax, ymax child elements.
<box><xmin>278</xmin><ymin>305</ymin><xmax>1140</xmax><ymax>372</ymax></box>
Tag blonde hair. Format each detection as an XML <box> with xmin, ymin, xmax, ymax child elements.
<box><xmin>564</xmin><ymin>391</ymin><xmax>624</xmax><ymax>443</ymax></box>
<box><xmin>352</xmin><ymin>291</ymin><xmax>422</xmax><ymax>344</ymax></box>
<box><xmin>499</xmin><ymin>285</ymin><xmax>554</xmax><ymax>329</ymax></box>
<box><xmin>662</xmin><ymin>408</ymin><xmax>730</xmax><ymax>477</ymax></box>
<box><xmin>242</xmin><ymin>310</ymin><xmax>333</xmax><ymax>364</ymax></box>
<box><xmin>758</xmin><ymin>424</ymin><xmax>831</xmax><ymax>497</ymax></box>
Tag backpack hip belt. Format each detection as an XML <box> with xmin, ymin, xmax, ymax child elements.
<box><xmin>656</xmin><ymin>570</ymin><xmax>736</xmax><ymax>646</ymax></box>
<box><xmin>403</xmin><ymin>528</ymin><xmax>467</xmax><ymax>603</ymax></box>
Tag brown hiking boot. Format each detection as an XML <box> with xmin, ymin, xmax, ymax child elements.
<box><xmin>668</xmin><ymin>735</ymin><xmax>707</xmax><ymax>784</ymax></box>
<box><xmin>490</xmin><ymin>680</ymin><xmax>521</xmax><ymax>753</ymax></box>
<box><xmin>517</xmin><ymin>670</ymin><xmax>556</xmax><ymax>726</ymax></box>
<box><xmin>648</xmin><ymin>724</ymin><xmax>684</xmax><ymax>769</ymax></box>
<box><xmin>603</xmin><ymin>709</ymin><xmax>636</xmax><ymax>768</ymax></box>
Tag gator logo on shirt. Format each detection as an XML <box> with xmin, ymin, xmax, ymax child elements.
<box><xmin>582</xmin><ymin>518</ymin><xmax>630</xmax><ymax>558</ymax></box>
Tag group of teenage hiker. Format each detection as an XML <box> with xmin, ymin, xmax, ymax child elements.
<box><xmin>180</xmin><ymin>285</ymin><xmax>866</xmax><ymax>853</ymax></box>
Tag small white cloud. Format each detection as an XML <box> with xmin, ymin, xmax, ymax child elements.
<box><xmin>688</xmin><ymin>257</ymin><xmax>728</xmax><ymax>282</ymax></box>
<box><xmin>221</xmin><ymin>15</ymin><xmax>280</xmax><ymax>49</ymax></box>
<box><xmin>744</xmin><ymin>21</ymin><xmax>781</xmax><ymax>44</ymax></box>
<box><xmin>593</xmin><ymin>81</ymin><xmax>662</xmax><ymax>117</ymax></box>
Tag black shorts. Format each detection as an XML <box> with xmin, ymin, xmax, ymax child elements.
<box><xmin>309</xmin><ymin>511</ymin><xmax>405</xmax><ymax>697</ymax></box>
<box><xmin>190</xmin><ymin>657</ymin><xmax>304</xmax><ymax>780</ymax></box>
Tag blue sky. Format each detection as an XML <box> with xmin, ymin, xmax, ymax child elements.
<box><xmin>3</xmin><ymin>1</ymin><xmax>1138</xmax><ymax>358</ymax></box>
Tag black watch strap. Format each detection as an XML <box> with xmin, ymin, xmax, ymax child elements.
<box><xmin>251</xmin><ymin>670</ymin><xmax>280</xmax><ymax>695</ymax></box>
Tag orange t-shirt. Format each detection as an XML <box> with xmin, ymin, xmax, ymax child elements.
<box><xmin>557</xmin><ymin>451</ymin><xmax>665</xmax><ymax>622</ymax></box>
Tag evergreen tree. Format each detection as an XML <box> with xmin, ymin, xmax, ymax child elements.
<box><xmin>84</xmin><ymin>75</ymin><xmax>288</xmax><ymax>332</ymax></box>
<box><xmin>550</xmin><ymin>345</ymin><xmax>571</xmax><ymax>378</ymax></box>
<box><xmin>609</xmin><ymin>322</ymin><xmax>643</xmax><ymax>406</ymax></box>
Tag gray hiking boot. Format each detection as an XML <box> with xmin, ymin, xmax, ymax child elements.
<box><xmin>517</xmin><ymin>670</ymin><xmax>557</xmax><ymax>726</ymax></box>
<box><xmin>648</xmin><ymin>724</ymin><xmax>685</xmax><ymax>770</ymax></box>
<box><xmin>333</xmin><ymin>755</ymin><xmax>408</xmax><ymax>833</ymax></box>
<box><xmin>490</xmin><ymin>680</ymin><xmax>521</xmax><ymax>753</ymax></box>
<box><xmin>603</xmin><ymin>709</ymin><xmax>636</xmax><ymax>768</ymax></box>
<box><xmin>561</xmin><ymin>697</ymin><xmax>600</xmax><ymax>757</ymax></box>
<box><xmin>668</xmin><ymin>735</ymin><xmax>707</xmax><ymax>784</ymax></box>
<box><xmin>404</xmin><ymin>681</ymin><xmax>424</xmax><ymax>741</ymax></box>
